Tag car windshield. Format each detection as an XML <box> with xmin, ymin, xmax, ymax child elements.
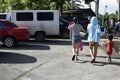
<box><xmin>8</xmin><ymin>21</ymin><xmax>18</xmax><ymax>28</ymax></box>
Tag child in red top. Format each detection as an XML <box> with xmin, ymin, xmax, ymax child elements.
<box><xmin>106</xmin><ymin>35</ymin><xmax>114</xmax><ymax>63</ymax></box>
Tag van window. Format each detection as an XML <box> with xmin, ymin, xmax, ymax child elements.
<box><xmin>16</xmin><ymin>12</ymin><xmax>33</xmax><ymax>21</ymax></box>
<box><xmin>0</xmin><ymin>15</ymin><xmax>6</xmax><ymax>19</ymax></box>
<box><xmin>37</xmin><ymin>12</ymin><xmax>53</xmax><ymax>21</ymax></box>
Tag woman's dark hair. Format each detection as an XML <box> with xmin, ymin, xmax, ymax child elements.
<box><xmin>108</xmin><ymin>35</ymin><xmax>113</xmax><ymax>41</ymax></box>
<box><xmin>73</xmin><ymin>17</ymin><xmax>78</xmax><ymax>24</ymax></box>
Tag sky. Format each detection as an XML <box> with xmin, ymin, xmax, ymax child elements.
<box><xmin>85</xmin><ymin>0</ymin><xmax>118</xmax><ymax>15</ymax></box>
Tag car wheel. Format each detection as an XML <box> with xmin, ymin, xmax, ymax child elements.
<box><xmin>35</xmin><ymin>32</ymin><xmax>45</xmax><ymax>42</ymax></box>
<box><xmin>61</xmin><ymin>31</ymin><xmax>69</xmax><ymax>39</ymax></box>
<box><xmin>4</xmin><ymin>37</ymin><xmax>15</xmax><ymax>47</ymax></box>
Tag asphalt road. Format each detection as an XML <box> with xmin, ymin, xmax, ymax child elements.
<box><xmin>0</xmin><ymin>38</ymin><xmax>119</xmax><ymax>80</ymax></box>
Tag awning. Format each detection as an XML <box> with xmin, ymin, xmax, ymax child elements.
<box><xmin>63</xmin><ymin>8</ymin><xmax>95</xmax><ymax>17</ymax></box>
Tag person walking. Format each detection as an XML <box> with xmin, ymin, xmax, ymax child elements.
<box><xmin>69</xmin><ymin>17</ymin><xmax>86</xmax><ymax>61</ymax></box>
<box><xmin>104</xmin><ymin>18</ymin><xmax>111</xmax><ymax>38</ymax></box>
<box><xmin>115</xmin><ymin>19</ymin><xmax>120</xmax><ymax>38</ymax></box>
<box><xmin>87</xmin><ymin>16</ymin><xmax>101</xmax><ymax>63</ymax></box>
<box><xmin>104</xmin><ymin>35</ymin><xmax>114</xmax><ymax>63</ymax></box>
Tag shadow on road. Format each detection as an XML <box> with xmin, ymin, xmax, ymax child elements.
<box><xmin>0</xmin><ymin>38</ymin><xmax>89</xmax><ymax>50</ymax></box>
<box><xmin>0</xmin><ymin>43</ymin><xmax>50</xmax><ymax>50</ymax></box>
<box><xmin>28</xmin><ymin>39</ymin><xmax>72</xmax><ymax>45</ymax></box>
<box><xmin>0</xmin><ymin>52</ymin><xmax>37</xmax><ymax>64</ymax></box>
<box><xmin>83</xmin><ymin>54</ymin><xmax>120</xmax><ymax>66</ymax></box>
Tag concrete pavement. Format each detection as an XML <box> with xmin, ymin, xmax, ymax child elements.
<box><xmin>0</xmin><ymin>39</ymin><xmax>119</xmax><ymax>80</ymax></box>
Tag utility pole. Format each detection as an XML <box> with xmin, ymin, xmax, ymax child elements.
<box><xmin>118</xmin><ymin>0</ymin><xmax>120</xmax><ymax>19</ymax></box>
<box><xmin>102</xmin><ymin>5</ymin><xmax>107</xmax><ymax>27</ymax></box>
<box><xmin>95</xmin><ymin>0</ymin><xmax>99</xmax><ymax>18</ymax></box>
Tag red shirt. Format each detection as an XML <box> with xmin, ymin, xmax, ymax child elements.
<box><xmin>107</xmin><ymin>41</ymin><xmax>113</xmax><ymax>53</ymax></box>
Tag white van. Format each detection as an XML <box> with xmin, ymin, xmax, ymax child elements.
<box><xmin>10</xmin><ymin>10</ymin><xmax>59</xmax><ymax>41</ymax></box>
<box><xmin>0</xmin><ymin>13</ymin><xmax>10</xmax><ymax>20</ymax></box>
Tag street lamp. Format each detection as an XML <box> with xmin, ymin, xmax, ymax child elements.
<box><xmin>102</xmin><ymin>5</ymin><xmax>107</xmax><ymax>27</ymax></box>
<box><xmin>105</xmin><ymin>5</ymin><xmax>107</xmax><ymax>15</ymax></box>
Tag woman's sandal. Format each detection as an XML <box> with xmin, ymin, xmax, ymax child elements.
<box><xmin>76</xmin><ymin>58</ymin><xmax>79</xmax><ymax>61</ymax></box>
<box><xmin>72</xmin><ymin>55</ymin><xmax>75</xmax><ymax>61</ymax></box>
<box><xmin>90</xmin><ymin>58</ymin><xmax>95</xmax><ymax>63</ymax></box>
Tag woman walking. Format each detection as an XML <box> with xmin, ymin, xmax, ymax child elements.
<box><xmin>87</xmin><ymin>16</ymin><xmax>101</xmax><ymax>63</ymax></box>
<box><xmin>69</xmin><ymin>17</ymin><xmax>86</xmax><ymax>61</ymax></box>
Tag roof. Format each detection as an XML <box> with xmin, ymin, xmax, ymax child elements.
<box><xmin>63</xmin><ymin>8</ymin><xmax>95</xmax><ymax>17</ymax></box>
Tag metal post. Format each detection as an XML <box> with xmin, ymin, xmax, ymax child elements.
<box><xmin>105</xmin><ymin>5</ymin><xmax>107</xmax><ymax>14</ymax></box>
<box><xmin>102</xmin><ymin>5</ymin><xmax>107</xmax><ymax>27</ymax></box>
<box><xmin>118</xmin><ymin>0</ymin><xmax>120</xmax><ymax>19</ymax></box>
<box><xmin>95</xmin><ymin>0</ymin><xmax>99</xmax><ymax>18</ymax></box>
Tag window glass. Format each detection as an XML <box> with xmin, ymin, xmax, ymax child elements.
<box><xmin>8</xmin><ymin>21</ymin><xmax>18</xmax><ymax>28</ymax></box>
<box><xmin>37</xmin><ymin>12</ymin><xmax>53</xmax><ymax>21</ymax></box>
<box><xmin>0</xmin><ymin>15</ymin><xmax>6</xmax><ymax>19</ymax></box>
<box><xmin>16</xmin><ymin>12</ymin><xmax>33</xmax><ymax>21</ymax></box>
<box><xmin>59</xmin><ymin>21</ymin><xmax>64</xmax><ymax>25</ymax></box>
<box><xmin>0</xmin><ymin>21</ymin><xmax>7</xmax><ymax>29</ymax></box>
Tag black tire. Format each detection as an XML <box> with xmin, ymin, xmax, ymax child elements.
<box><xmin>61</xmin><ymin>31</ymin><xmax>69</xmax><ymax>39</ymax></box>
<box><xmin>3</xmin><ymin>37</ymin><xmax>15</xmax><ymax>47</ymax></box>
<box><xmin>35</xmin><ymin>32</ymin><xmax>45</xmax><ymax>42</ymax></box>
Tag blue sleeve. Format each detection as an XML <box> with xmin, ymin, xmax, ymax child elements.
<box><xmin>97</xmin><ymin>25</ymin><xmax>101</xmax><ymax>34</ymax></box>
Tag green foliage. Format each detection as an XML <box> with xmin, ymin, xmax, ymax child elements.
<box><xmin>26</xmin><ymin>0</ymin><xmax>49</xmax><ymax>10</ymax></box>
<box><xmin>9</xmin><ymin>0</ymin><xmax>26</xmax><ymax>10</ymax></box>
<box><xmin>109</xmin><ymin>13</ymin><xmax>118</xmax><ymax>20</ymax></box>
<box><xmin>0</xmin><ymin>0</ymin><xmax>9</xmax><ymax>12</ymax></box>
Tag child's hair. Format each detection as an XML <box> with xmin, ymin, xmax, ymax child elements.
<box><xmin>108</xmin><ymin>35</ymin><xmax>113</xmax><ymax>41</ymax></box>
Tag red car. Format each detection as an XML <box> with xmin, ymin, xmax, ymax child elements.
<box><xmin>0</xmin><ymin>19</ymin><xmax>29</xmax><ymax>47</ymax></box>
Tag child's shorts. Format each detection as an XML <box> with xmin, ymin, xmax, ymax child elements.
<box><xmin>72</xmin><ymin>36</ymin><xmax>81</xmax><ymax>43</ymax></box>
<box><xmin>107</xmin><ymin>52</ymin><xmax>112</xmax><ymax>55</ymax></box>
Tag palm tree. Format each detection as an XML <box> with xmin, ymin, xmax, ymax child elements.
<box><xmin>50</xmin><ymin>0</ymin><xmax>68</xmax><ymax>15</ymax></box>
<box><xmin>72</xmin><ymin>0</ymin><xmax>84</xmax><ymax>9</ymax></box>
<box><xmin>63</xmin><ymin>0</ymin><xmax>84</xmax><ymax>10</ymax></box>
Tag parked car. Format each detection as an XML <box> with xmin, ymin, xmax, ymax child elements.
<box><xmin>0</xmin><ymin>19</ymin><xmax>29</xmax><ymax>47</ymax></box>
<box><xmin>59</xmin><ymin>19</ymin><xmax>69</xmax><ymax>39</ymax></box>
<box><xmin>62</xmin><ymin>16</ymin><xmax>89</xmax><ymax>30</ymax></box>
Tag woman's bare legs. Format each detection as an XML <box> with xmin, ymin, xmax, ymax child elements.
<box><xmin>89</xmin><ymin>43</ymin><xmax>94</xmax><ymax>59</ymax></box>
<box><xmin>89</xmin><ymin>42</ymin><xmax>98</xmax><ymax>63</ymax></box>
<box><xmin>72</xmin><ymin>42</ymin><xmax>79</xmax><ymax>61</ymax></box>
<box><xmin>76</xmin><ymin>42</ymin><xmax>80</xmax><ymax>60</ymax></box>
<box><xmin>93</xmin><ymin>43</ymin><xmax>98</xmax><ymax>60</ymax></box>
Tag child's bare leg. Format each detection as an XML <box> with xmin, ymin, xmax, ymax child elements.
<box><xmin>109</xmin><ymin>55</ymin><xmax>111</xmax><ymax>63</ymax></box>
